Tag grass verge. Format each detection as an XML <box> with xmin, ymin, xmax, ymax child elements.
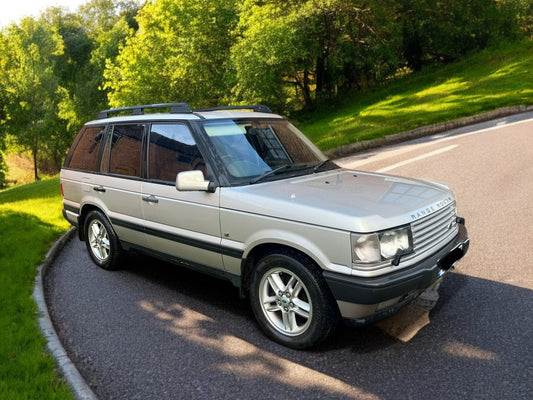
<box><xmin>300</xmin><ymin>40</ymin><xmax>533</xmax><ymax>151</ymax></box>
<box><xmin>0</xmin><ymin>177</ymin><xmax>72</xmax><ymax>399</ymax></box>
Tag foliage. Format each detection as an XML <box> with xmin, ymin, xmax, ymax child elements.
<box><xmin>299</xmin><ymin>40</ymin><xmax>533</xmax><ymax>150</ymax></box>
<box><xmin>0</xmin><ymin>1</ymin><xmax>140</xmax><ymax>182</ymax></box>
<box><xmin>54</xmin><ymin>0</ymin><xmax>140</xmax><ymax>126</ymax></box>
<box><xmin>105</xmin><ymin>0</ymin><xmax>530</xmax><ymax>112</ymax></box>
<box><xmin>0</xmin><ymin>0</ymin><xmax>530</xmax><ymax>183</ymax></box>
<box><xmin>0</xmin><ymin>47</ymin><xmax>7</xmax><ymax>186</ymax></box>
<box><xmin>0</xmin><ymin>177</ymin><xmax>71</xmax><ymax>399</ymax></box>
<box><xmin>0</xmin><ymin>18</ymin><xmax>65</xmax><ymax>181</ymax></box>
<box><xmin>231</xmin><ymin>0</ymin><xmax>400</xmax><ymax>111</ymax></box>
<box><xmin>397</xmin><ymin>0</ymin><xmax>528</xmax><ymax>70</ymax></box>
<box><xmin>105</xmin><ymin>0</ymin><xmax>239</xmax><ymax>108</ymax></box>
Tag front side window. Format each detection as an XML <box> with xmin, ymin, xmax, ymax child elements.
<box><xmin>148</xmin><ymin>123</ymin><xmax>206</xmax><ymax>182</ymax></box>
<box><xmin>64</xmin><ymin>125</ymin><xmax>106</xmax><ymax>171</ymax></box>
<box><xmin>102</xmin><ymin>124</ymin><xmax>144</xmax><ymax>177</ymax></box>
<box><xmin>201</xmin><ymin>119</ymin><xmax>333</xmax><ymax>183</ymax></box>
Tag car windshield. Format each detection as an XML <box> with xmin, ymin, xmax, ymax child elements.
<box><xmin>201</xmin><ymin>119</ymin><xmax>336</xmax><ymax>184</ymax></box>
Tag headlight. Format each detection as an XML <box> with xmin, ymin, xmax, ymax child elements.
<box><xmin>353</xmin><ymin>233</ymin><xmax>381</xmax><ymax>263</ymax></box>
<box><xmin>380</xmin><ymin>229</ymin><xmax>411</xmax><ymax>258</ymax></box>
<box><xmin>351</xmin><ymin>226</ymin><xmax>413</xmax><ymax>266</ymax></box>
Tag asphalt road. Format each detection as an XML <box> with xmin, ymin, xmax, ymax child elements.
<box><xmin>45</xmin><ymin>114</ymin><xmax>533</xmax><ymax>400</ymax></box>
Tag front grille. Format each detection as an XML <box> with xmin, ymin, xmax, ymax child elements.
<box><xmin>411</xmin><ymin>202</ymin><xmax>458</xmax><ymax>257</ymax></box>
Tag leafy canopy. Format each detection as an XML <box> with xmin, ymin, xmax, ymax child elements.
<box><xmin>105</xmin><ymin>0</ymin><xmax>239</xmax><ymax>108</ymax></box>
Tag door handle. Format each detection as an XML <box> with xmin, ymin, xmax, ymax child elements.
<box><xmin>93</xmin><ymin>186</ymin><xmax>106</xmax><ymax>193</ymax></box>
<box><xmin>142</xmin><ymin>195</ymin><xmax>159</xmax><ymax>204</ymax></box>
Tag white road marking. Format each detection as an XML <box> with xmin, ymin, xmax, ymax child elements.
<box><xmin>377</xmin><ymin>145</ymin><xmax>458</xmax><ymax>173</ymax></box>
<box><xmin>339</xmin><ymin>117</ymin><xmax>532</xmax><ymax>170</ymax></box>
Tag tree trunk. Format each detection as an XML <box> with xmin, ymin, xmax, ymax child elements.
<box><xmin>302</xmin><ymin>70</ymin><xmax>313</xmax><ymax>108</ymax></box>
<box><xmin>33</xmin><ymin>148</ymin><xmax>40</xmax><ymax>181</ymax></box>
<box><xmin>316</xmin><ymin>55</ymin><xmax>325</xmax><ymax>98</ymax></box>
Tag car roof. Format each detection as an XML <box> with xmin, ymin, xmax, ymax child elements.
<box><xmin>85</xmin><ymin>103</ymin><xmax>283</xmax><ymax>126</ymax></box>
<box><xmin>85</xmin><ymin>111</ymin><xmax>283</xmax><ymax>126</ymax></box>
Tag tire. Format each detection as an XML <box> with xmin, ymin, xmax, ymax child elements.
<box><xmin>250</xmin><ymin>251</ymin><xmax>339</xmax><ymax>349</ymax></box>
<box><xmin>84</xmin><ymin>210</ymin><xmax>123</xmax><ymax>270</ymax></box>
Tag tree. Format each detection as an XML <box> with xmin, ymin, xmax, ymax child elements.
<box><xmin>0</xmin><ymin>0</ymin><xmax>528</xmax><ymax>184</ymax></box>
<box><xmin>104</xmin><ymin>0</ymin><xmax>239</xmax><ymax>108</ymax></box>
<box><xmin>397</xmin><ymin>0</ymin><xmax>528</xmax><ymax>71</ymax></box>
<box><xmin>45</xmin><ymin>1</ymin><xmax>140</xmax><ymax>132</ymax></box>
<box><xmin>0</xmin><ymin>2</ymin><xmax>141</xmax><ymax>181</ymax></box>
<box><xmin>0</xmin><ymin>33</ymin><xmax>9</xmax><ymax>186</ymax></box>
<box><xmin>230</xmin><ymin>1</ymin><xmax>306</xmax><ymax>111</ymax></box>
<box><xmin>0</xmin><ymin>17</ymin><xmax>65</xmax><ymax>181</ymax></box>
<box><xmin>231</xmin><ymin>0</ymin><xmax>398</xmax><ymax>111</ymax></box>
<box><xmin>36</xmin><ymin>1</ymin><xmax>141</xmax><ymax>169</ymax></box>
<box><xmin>73</xmin><ymin>0</ymin><xmax>141</xmax><ymax>119</ymax></box>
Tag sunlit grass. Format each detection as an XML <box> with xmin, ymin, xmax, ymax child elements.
<box><xmin>0</xmin><ymin>177</ymin><xmax>72</xmax><ymax>399</ymax></box>
<box><xmin>300</xmin><ymin>40</ymin><xmax>533</xmax><ymax>150</ymax></box>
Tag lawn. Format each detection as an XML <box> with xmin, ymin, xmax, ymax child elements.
<box><xmin>0</xmin><ymin>177</ymin><xmax>72</xmax><ymax>399</ymax></box>
<box><xmin>300</xmin><ymin>40</ymin><xmax>533</xmax><ymax>151</ymax></box>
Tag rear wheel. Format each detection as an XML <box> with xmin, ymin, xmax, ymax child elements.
<box><xmin>84</xmin><ymin>210</ymin><xmax>123</xmax><ymax>270</ymax></box>
<box><xmin>250</xmin><ymin>251</ymin><xmax>339</xmax><ymax>349</ymax></box>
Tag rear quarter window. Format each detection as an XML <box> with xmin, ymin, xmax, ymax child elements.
<box><xmin>64</xmin><ymin>125</ymin><xmax>107</xmax><ymax>171</ymax></box>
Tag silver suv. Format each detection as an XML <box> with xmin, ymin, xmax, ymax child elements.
<box><xmin>60</xmin><ymin>103</ymin><xmax>469</xmax><ymax>348</ymax></box>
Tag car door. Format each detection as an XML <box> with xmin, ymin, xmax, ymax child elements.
<box><xmin>94</xmin><ymin>123</ymin><xmax>147</xmax><ymax>248</ymax></box>
<box><xmin>141</xmin><ymin>122</ymin><xmax>223</xmax><ymax>270</ymax></box>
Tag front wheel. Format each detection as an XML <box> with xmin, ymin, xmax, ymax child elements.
<box><xmin>84</xmin><ymin>210</ymin><xmax>123</xmax><ymax>270</ymax></box>
<box><xmin>250</xmin><ymin>251</ymin><xmax>339</xmax><ymax>349</ymax></box>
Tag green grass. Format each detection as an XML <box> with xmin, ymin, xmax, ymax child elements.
<box><xmin>0</xmin><ymin>177</ymin><xmax>72</xmax><ymax>399</ymax></box>
<box><xmin>300</xmin><ymin>40</ymin><xmax>533</xmax><ymax>151</ymax></box>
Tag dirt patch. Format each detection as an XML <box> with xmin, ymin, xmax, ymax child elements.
<box><xmin>6</xmin><ymin>153</ymin><xmax>35</xmax><ymax>185</ymax></box>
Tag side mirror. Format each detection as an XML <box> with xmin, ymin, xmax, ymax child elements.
<box><xmin>176</xmin><ymin>170</ymin><xmax>216</xmax><ymax>193</ymax></box>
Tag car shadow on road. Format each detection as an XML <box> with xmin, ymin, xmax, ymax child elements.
<box><xmin>124</xmin><ymin>250</ymin><xmax>396</xmax><ymax>351</ymax></box>
<box><xmin>114</xmin><ymin>252</ymin><xmax>532</xmax><ymax>400</ymax></box>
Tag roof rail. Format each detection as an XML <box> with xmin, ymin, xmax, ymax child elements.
<box><xmin>194</xmin><ymin>105</ymin><xmax>273</xmax><ymax>114</ymax></box>
<box><xmin>97</xmin><ymin>103</ymin><xmax>192</xmax><ymax>119</ymax></box>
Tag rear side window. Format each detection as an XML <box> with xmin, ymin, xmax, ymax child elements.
<box><xmin>101</xmin><ymin>124</ymin><xmax>145</xmax><ymax>177</ymax></box>
<box><xmin>148</xmin><ymin>124</ymin><xmax>206</xmax><ymax>182</ymax></box>
<box><xmin>64</xmin><ymin>126</ymin><xmax>106</xmax><ymax>171</ymax></box>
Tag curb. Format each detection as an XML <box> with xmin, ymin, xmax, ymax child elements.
<box><xmin>325</xmin><ymin>105</ymin><xmax>533</xmax><ymax>159</ymax></box>
<box><xmin>33</xmin><ymin>227</ymin><xmax>99</xmax><ymax>400</ymax></box>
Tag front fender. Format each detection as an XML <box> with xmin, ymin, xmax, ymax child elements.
<box><xmin>242</xmin><ymin>228</ymin><xmax>353</xmax><ymax>276</ymax></box>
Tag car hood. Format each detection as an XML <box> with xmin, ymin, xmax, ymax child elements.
<box><xmin>220</xmin><ymin>169</ymin><xmax>455</xmax><ymax>232</ymax></box>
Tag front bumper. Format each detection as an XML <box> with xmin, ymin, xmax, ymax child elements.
<box><xmin>323</xmin><ymin>222</ymin><xmax>469</xmax><ymax>323</ymax></box>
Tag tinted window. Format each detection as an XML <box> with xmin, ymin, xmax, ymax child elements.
<box><xmin>148</xmin><ymin>124</ymin><xmax>205</xmax><ymax>182</ymax></box>
<box><xmin>64</xmin><ymin>126</ymin><xmax>106</xmax><ymax>171</ymax></box>
<box><xmin>102</xmin><ymin>124</ymin><xmax>144</xmax><ymax>177</ymax></box>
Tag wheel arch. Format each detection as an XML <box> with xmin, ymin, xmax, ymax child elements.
<box><xmin>239</xmin><ymin>242</ymin><xmax>323</xmax><ymax>299</ymax></box>
<box><xmin>245</xmin><ymin>242</ymin><xmax>341</xmax><ymax>348</ymax></box>
<box><xmin>78</xmin><ymin>203</ymin><xmax>107</xmax><ymax>241</ymax></box>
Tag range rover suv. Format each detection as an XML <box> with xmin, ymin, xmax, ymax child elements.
<box><xmin>60</xmin><ymin>103</ymin><xmax>469</xmax><ymax>348</ymax></box>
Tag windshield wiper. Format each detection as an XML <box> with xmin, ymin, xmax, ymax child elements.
<box><xmin>313</xmin><ymin>159</ymin><xmax>332</xmax><ymax>173</ymax></box>
<box><xmin>250</xmin><ymin>163</ymin><xmax>311</xmax><ymax>184</ymax></box>
<box><xmin>250</xmin><ymin>164</ymin><xmax>292</xmax><ymax>184</ymax></box>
